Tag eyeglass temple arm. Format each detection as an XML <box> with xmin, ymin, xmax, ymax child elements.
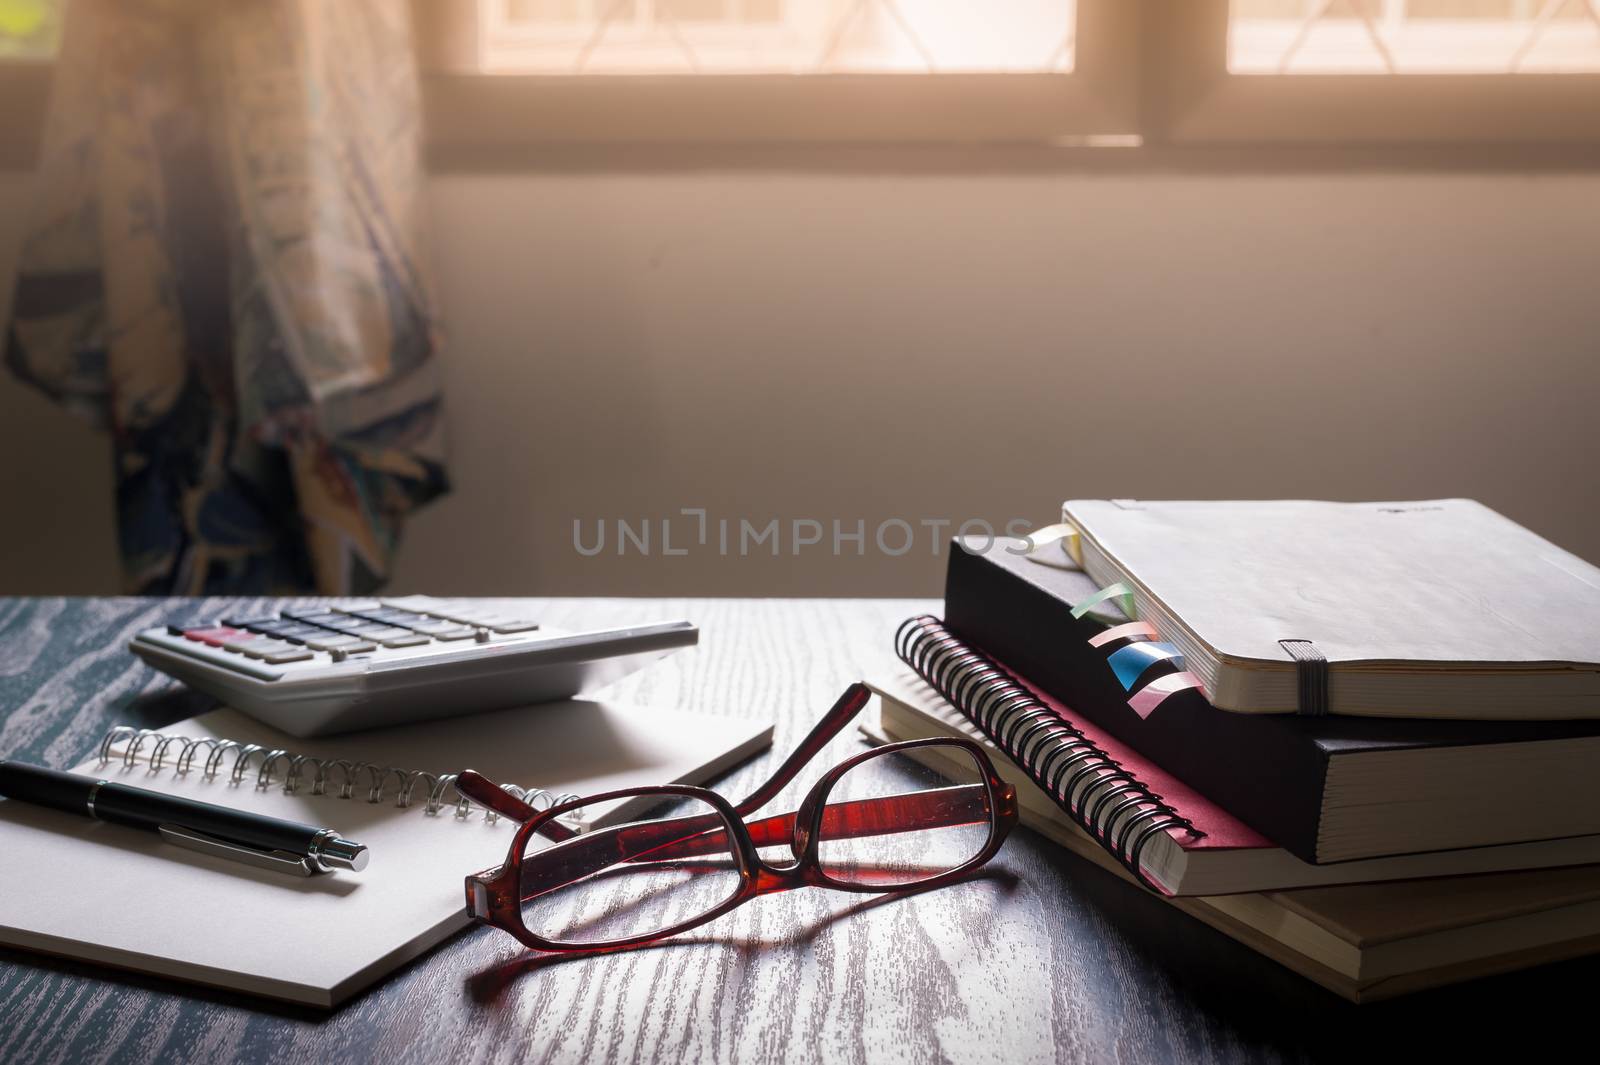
<box><xmin>731</xmin><ymin>682</ymin><xmax>873</xmax><ymax>816</ymax></box>
<box><xmin>510</xmin><ymin>786</ymin><xmax>998</xmax><ymax>901</ymax></box>
<box><xmin>632</xmin><ymin>784</ymin><xmax>997</xmax><ymax>863</ymax></box>
<box><xmin>459</xmin><ymin>681</ymin><xmax>871</xmax><ymax>830</ymax></box>
<box><xmin>455</xmin><ymin>770</ymin><xmax>578</xmax><ymax>842</ymax></box>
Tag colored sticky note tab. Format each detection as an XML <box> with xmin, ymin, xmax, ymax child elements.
<box><xmin>1020</xmin><ymin>523</ymin><xmax>1083</xmax><ymax>566</ymax></box>
<box><xmin>1107</xmin><ymin>642</ymin><xmax>1184</xmax><ymax>690</ymax></box>
<box><xmin>1129</xmin><ymin>672</ymin><xmax>1205</xmax><ymax>720</ymax></box>
<box><xmin>1070</xmin><ymin>581</ymin><xmax>1136</xmax><ymax>621</ymax></box>
<box><xmin>1087</xmin><ymin>621</ymin><xmax>1159</xmax><ymax>649</ymax></box>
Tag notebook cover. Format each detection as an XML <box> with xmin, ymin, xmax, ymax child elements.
<box><xmin>942</xmin><ymin>540</ymin><xmax>1600</xmax><ymax>864</ymax></box>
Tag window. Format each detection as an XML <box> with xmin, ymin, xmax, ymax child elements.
<box><xmin>431</xmin><ymin>0</ymin><xmax>1598</xmax><ymax>148</ymax></box>
<box><xmin>478</xmin><ymin>0</ymin><xmax>1078</xmax><ymax>75</ymax></box>
<box><xmin>0</xmin><ymin>0</ymin><xmax>61</xmax><ymax>59</ymax></box>
<box><xmin>2</xmin><ymin>0</ymin><xmax>1596</xmax><ymax>165</ymax></box>
<box><xmin>1155</xmin><ymin>0</ymin><xmax>1600</xmax><ymax>144</ymax></box>
<box><xmin>1230</xmin><ymin>0</ymin><xmax>1600</xmax><ymax>74</ymax></box>
<box><xmin>422</xmin><ymin>1</ymin><xmax>1135</xmax><ymax>148</ymax></box>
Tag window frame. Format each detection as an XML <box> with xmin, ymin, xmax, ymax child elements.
<box><xmin>419</xmin><ymin>0</ymin><xmax>1140</xmax><ymax>151</ymax></box>
<box><xmin>1</xmin><ymin>0</ymin><xmax>1598</xmax><ymax>174</ymax></box>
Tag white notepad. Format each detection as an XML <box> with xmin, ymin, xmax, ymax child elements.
<box><xmin>1061</xmin><ymin>498</ymin><xmax>1600</xmax><ymax>719</ymax></box>
<box><xmin>0</xmin><ymin>701</ymin><xmax>772</xmax><ymax>1006</ymax></box>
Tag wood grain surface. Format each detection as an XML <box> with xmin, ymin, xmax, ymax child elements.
<box><xmin>0</xmin><ymin>597</ymin><xmax>1592</xmax><ymax>1065</ymax></box>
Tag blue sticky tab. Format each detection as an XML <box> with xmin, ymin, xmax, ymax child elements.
<box><xmin>1107</xmin><ymin>642</ymin><xmax>1184</xmax><ymax>691</ymax></box>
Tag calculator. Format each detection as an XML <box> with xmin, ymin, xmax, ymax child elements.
<box><xmin>128</xmin><ymin>596</ymin><xmax>698</xmax><ymax>738</ymax></box>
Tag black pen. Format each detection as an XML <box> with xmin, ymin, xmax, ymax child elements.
<box><xmin>0</xmin><ymin>760</ymin><xmax>369</xmax><ymax>876</ymax></box>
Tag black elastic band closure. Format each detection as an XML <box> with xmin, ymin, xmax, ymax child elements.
<box><xmin>1278</xmin><ymin>639</ymin><xmax>1328</xmax><ymax>717</ymax></box>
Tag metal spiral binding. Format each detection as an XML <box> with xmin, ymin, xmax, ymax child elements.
<box><xmin>93</xmin><ymin>725</ymin><xmax>582</xmax><ymax>825</ymax></box>
<box><xmin>894</xmin><ymin>615</ymin><xmax>1201</xmax><ymax>892</ymax></box>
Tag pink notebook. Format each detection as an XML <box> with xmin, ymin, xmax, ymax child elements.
<box><xmin>879</xmin><ymin>617</ymin><xmax>1600</xmax><ymax>895</ymax></box>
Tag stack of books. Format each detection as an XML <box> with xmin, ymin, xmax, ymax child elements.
<box><xmin>868</xmin><ymin>499</ymin><xmax>1600</xmax><ymax>1002</ymax></box>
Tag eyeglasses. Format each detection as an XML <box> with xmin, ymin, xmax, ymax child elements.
<box><xmin>457</xmin><ymin>682</ymin><xmax>1018</xmax><ymax>953</ymax></box>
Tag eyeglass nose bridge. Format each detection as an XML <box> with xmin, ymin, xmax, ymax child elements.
<box><xmin>733</xmin><ymin>778</ymin><xmax>838</xmax><ymax>890</ymax></box>
<box><xmin>780</xmin><ymin>747</ymin><xmax>875</xmax><ymax>872</ymax></box>
<box><xmin>789</xmin><ymin>788</ymin><xmax>826</xmax><ymax>863</ymax></box>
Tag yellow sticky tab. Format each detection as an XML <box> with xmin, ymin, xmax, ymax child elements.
<box><xmin>1020</xmin><ymin>523</ymin><xmax>1083</xmax><ymax>567</ymax></box>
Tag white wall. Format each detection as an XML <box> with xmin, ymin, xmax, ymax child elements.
<box><xmin>2</xmin><ymin>166</ymin><xmax>1597</xmax><ymax>596</ymax></box>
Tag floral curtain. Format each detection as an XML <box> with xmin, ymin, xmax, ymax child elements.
<box><xmin>3</xmin><ymin>0</ymin><xmax>448</xmax><ymax>594</ymax></box>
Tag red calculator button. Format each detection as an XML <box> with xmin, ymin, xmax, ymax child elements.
<box><xmin>182</xmin><ymin>626</ymin><xmax>253</xmax><ymax>648</ymax></box>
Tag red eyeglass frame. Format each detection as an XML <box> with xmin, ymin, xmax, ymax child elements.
<box><xmin>458</xmin><ymin>682</ymin><xmax>1019</xmax><ymax>953</ymax></box>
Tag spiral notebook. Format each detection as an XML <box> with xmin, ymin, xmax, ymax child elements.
<box><xmin>0</xmin><ymin>700</ymin><xmax>771</xmax><ymax>1007</ymax></box>
<box><xmin>886</xmin><ymin>617</ymin><xmax>1600</xmax><ymax>896</ymax></box>
<box><xmin>864</xmin><ymin>670</ymin><xmax>1600</xmax><ymax>1002</ymax></box>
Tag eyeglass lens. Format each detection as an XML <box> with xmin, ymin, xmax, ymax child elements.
<box><xmin>520</xmin><ymin>793</ymin><xmax>742</xmax><ymax>946</ymax></box>
<box><xmin>814</xmin><ymin>744</ymin><xmax>995</xmax><ymax>888</ymax></box>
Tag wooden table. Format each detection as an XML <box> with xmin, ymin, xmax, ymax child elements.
<box><xmin>0</xmin><ymin>597</ymin><xmax>1591</xmax><ymax>1064</ymax></box>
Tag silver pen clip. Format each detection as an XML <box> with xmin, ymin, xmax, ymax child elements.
<box><xmin>158</xmin><ymin>824</ymin><xmax>316</xmax><ymax>877</ymax></box>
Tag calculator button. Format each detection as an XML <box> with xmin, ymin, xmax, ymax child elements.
<box><xmin>301</xmin><ymin>636</ymin><xmax>346</xmax><ymax>651</ymax></box>
<box><xmin>374</xmin><ymin>598</ymin><xmax>542</xmax><ymax>635</ymax></box>
<box><xmin>377</xmin><ymin>634</ymin><xmax>430</xmax><ymax>648</ymax></box>
<box><xmin>347</xmin><ymin>625</ymin><xmax>418</xmax><ymax>641</ymax></box>
<box><xmin>262</xmin><ymin>647</ymin><xmax>315</xmax><ymax>664</ymax></box>
<box><xmin>183</xmin><ymin>626</ymin><xmax>253</xmax><ymax>648</ymax></box>
<box><xmin>339</xmin><ymin>607</ymin><xmax>418</xmax><ymax>623</ymax></box>
<box><xmin>380</xmin><ymin>603</ymin><xmax>469</xmax><ymax>624</ymax></box>
<box><xmin>226</xmin><ymin>619</ymin><xmax>318</xmax><ymax>645</ymax></box>
<box><xmin>447</xmin><ymin>615</ymin><xmax>538</xmax><ymax>633</ymax></box>
<box><xmin>389</xmin><ymin>602</ymin><xmax>523</xmax><ymax>627</ymax></box>
<box><xmin>438</xmin><ymin>610</ymin><xmax>537</xmax><ymax>633</ymax></box>
<box><xmin>281</xmin><ymin>612</ymin><xmax>375</xmax><ymax>638</ymax></box>
<box><xmin>304</xmin><ymin>636</ymin><xmax>375</xmax><ymax>654</ymax></box>
<box><xmin>235</xmin><ymin>638</ymin><xmax>294</xmax><ymax>660</ymax></box>
<box><xmin>398</xmin><ymin>621</ymin><xmax>466</xmax><ymax>637</ymax></box>
<box><xmin>375</xmin><ymin>616</ymin><xmax>472</xmax><ymax>639</ymax></box>
<box><xmin>486</xmin><ymin>619</ymin><xmax>540</xmax><ymax>634</ymax></box>
<box><xmin>338</xmin><ymin>607</ymin><xmax>467</xmax><ymax>639</ymax></box>
<box><xmin>281</xmin><ymin>610</ymin><xmax>337</xmax><ymax>622</ymax></box>
<box><xmin>285</xmin><ymin>612</ymin><xmax>354</xmax><ymax>628</ymax></box>
<box><xmin>221</xmin><ymin>617</ymin><xmax>281</xmax><ymax>630</ymax></box>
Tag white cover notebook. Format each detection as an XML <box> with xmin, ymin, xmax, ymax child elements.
<box><xmin>0</xmin><ymin>701</ymin><xmax>772</xmax><ymax>1007</ymax></box>
<box><xmin>1060</xmin><ymin>498</ymin><xmax>1600</xmax><ymax>719</ymax></box>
